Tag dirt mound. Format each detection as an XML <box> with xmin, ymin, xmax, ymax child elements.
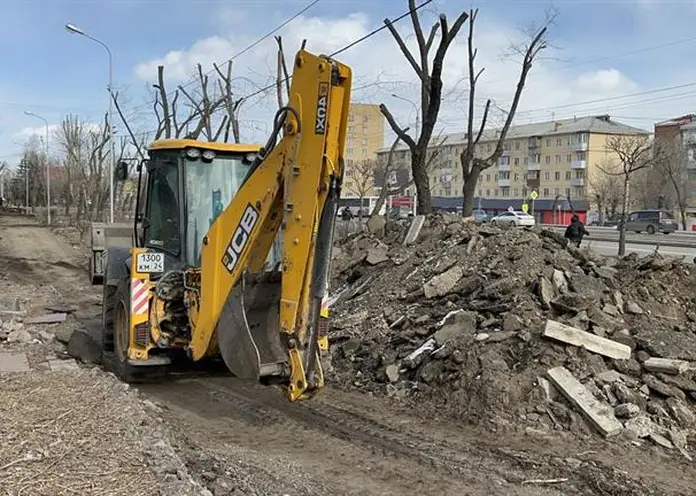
<box><xmin>328</xmin><ymin>214</ymin><xmax>696</xmax><ymax>450</ymax></box>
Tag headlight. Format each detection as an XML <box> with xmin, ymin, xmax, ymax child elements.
<box><xmin>186</xmin><ymin>148</ymin><xmax>201</xmax><ymax>159</ymax></box>
<box><xmin>202</xmin><ymin>149</ymin><xmax>216</xmax><ymax>160</ymax></box>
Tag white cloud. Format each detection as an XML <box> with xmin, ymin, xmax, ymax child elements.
<box><xmin>130</xmin><ymin>8</ymin><xmax>689</xmax><ymax>144</ymax></box>
<box><xmin>16</xmin><ymin>124</ymin><xmax>61</xmax><ymax>139</ymax></box>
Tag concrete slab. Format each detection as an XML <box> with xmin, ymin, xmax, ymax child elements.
<box><xmin>543</xmin><ymin>320</ymin><xmax>631</xmax><ymax>360</ymax></box>
<box><xmin>0</xmin><ymin>352</ymin><xmax>30</xmax><ymax>373</ymax></box>
<box><xmin>26</xmin><ymin>313</ymin><xmax>67</xmax><ymax>325</ymax></box>
<box><xmin>48</xmin><ymin>359</ymin><xmax>79</xmax><ymax>372</ymax></box>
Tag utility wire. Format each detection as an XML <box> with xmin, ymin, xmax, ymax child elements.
<box><xmin>126</xmin><ymin>0</ymin><xmax>322</xmax><ymax>114</ymax></box>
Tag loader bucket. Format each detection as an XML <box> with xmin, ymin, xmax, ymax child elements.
<box><xmin>215</xmin><ymin>271</ymin><xmax>287</xmax><ymax>380</ymax></box>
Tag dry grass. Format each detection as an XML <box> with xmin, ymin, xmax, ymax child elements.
<box><xmin>0</xmin><ymin>368</ymin><xmax>203</xmax><ymax>496</ymax></box>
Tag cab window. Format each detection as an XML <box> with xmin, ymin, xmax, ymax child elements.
<box><xmin>145</xmin><ymin>161</ymin><xmax>181</xmax><ymax>255</ymax></box>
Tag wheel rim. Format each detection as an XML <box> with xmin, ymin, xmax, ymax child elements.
<box><xmin>115</xmin><ymin>301</ymin><xmax>129</xmax><ymax>362</ymax></box>
<box><xmin>647</xmin><ymin>225</ymin><xmax>655</xmax><ymax>234</ymax></box>
<box><xmin>509</xmin><ymin>221</ymin><xmax>515</xmax><ymax>227</ymax></box>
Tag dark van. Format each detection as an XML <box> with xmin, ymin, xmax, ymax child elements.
<box><xmin>624</xmin><ymin>210</ymin><xmax>677</xmax><ymax>234</ymax></box>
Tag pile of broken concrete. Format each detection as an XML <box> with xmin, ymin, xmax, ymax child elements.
<box><xmin>328</xmin><ymin>213</ymin><xmax>696</xmax><ymax>454</ymax></box>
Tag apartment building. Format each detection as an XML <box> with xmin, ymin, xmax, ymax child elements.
<box><xmin>376</xmin><ymin>114</ymin><xmax>648</xmax><ymax>218</ymax></box>
<box><xmin>342</xmin><ymin>103</ymin><xmax>385</xmax><ymax>197</ymax></box>
<box><xmin>654</xmin><ymin>115</ymin><xmax>696</xmax><ymax>211</ymax></box>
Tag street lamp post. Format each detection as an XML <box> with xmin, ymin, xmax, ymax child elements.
<box><xmin>65</xmin><ymin>22</ymin><xmax>115</xmax><ymax>223</ymax></box>
<box><xmin>24</xmin><ymin>111</ymin><xmax>51</xmax><ymax>225</ymax></box>
<box><xmin>390</xmin><ymin>93</ymin><xmax>420</xmax><ymax>136</ymax></box>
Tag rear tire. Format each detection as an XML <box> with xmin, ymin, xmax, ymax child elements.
<box><xmin>509</xmin><ymin>221</ymin><xmax>516</xmax><ymax>227</ymax></box>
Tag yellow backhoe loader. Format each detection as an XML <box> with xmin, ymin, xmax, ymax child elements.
<box><xmin>94</xmin><ymin>49</ymin><xmax>351</xmax><ymax>401</ymax></box>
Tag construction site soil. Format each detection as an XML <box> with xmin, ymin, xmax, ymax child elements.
<box><xmin>0</xmin><ymin>212</ymin><xmax>695</xmax><ymax>495</ymax></box>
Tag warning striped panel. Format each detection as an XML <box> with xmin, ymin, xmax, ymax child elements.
<box><xmin>131</xmin><ymin>278</ymin><xmax>150</xmax><ymax>315</ymax></box>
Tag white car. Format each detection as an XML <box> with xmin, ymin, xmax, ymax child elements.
<box><xmin>490</xmin><ymin>211</ymin><xmax>536</xmax><ymax>227</ymax></box>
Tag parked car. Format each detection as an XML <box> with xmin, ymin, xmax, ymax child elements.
<box><xmin>624</xmin><ymin>209</ymin><xmax>677</xmax><ymax>234</ymax></box>
<box><xmin>473</xmin><ymin>209</ymin><xmax>489</xmax><ymax>224</ymax></box>
<box><xmin>490</xmin><ymin>211</ymin><xmax>536</xmax><ymax>227</ymax></box>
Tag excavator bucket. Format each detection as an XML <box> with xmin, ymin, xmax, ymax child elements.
<box><xmin>215</xmin><ymin>271</ymin><xmax>287</xmax><ymax>380</ymax></box>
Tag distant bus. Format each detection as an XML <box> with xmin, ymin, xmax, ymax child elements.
<box><xmin>338</xmin><ymin>196</ymin><xmax>386</xmax><ymax>216</ymax></box>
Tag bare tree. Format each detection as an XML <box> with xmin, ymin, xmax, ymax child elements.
<box><xmin>654</xmin><ymin>136</ymin><xmax>690</xmax><ymax>229</ymax></box>
<box><xmin>344</xmin><ymin>159</ymin><xmax>377</xmax><ymax>219</ymax></box>
<box><xmin>599</xmin><ymin>134</ymin><xmax>657</xmax><ymax>256</ymax></box>
<box><xmin>379</xmin><ymin>0</ymin><xmax>468</xmax><ymax>214</ymax></box>
<box><xmin>460</xmin><ymin>8</ymin><xmax>555</xmax><ymax>216</ymax></box>
<box><xmin>150</xmin><ymin>61</ymin><xmax>241</xmax><ymax>142</ymax></box>
<box><xmin>589</xmin><ymin>159</ymin><xmax>623</xmax><ymax>224</ymax></box>
<box><xmin>371</xmin><ymin>133</ymin><xmax>449</xmax><ymax>217</ymax></box>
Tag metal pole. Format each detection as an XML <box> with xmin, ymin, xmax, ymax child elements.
<box><xmin>45</xmin><ymin>121</ymin><xmax>51</xmax><ymax>225</ymax></box>
<box><xmin>25</xmin><ymin>163</ymin><xmax>29</xmax><ymax>215</ymax></box>
<box><xmin>108</xmin><ymin>50</ymin><xmax>114</xmax><ymax>223</ymax></box>
<box><xmin>65</xmin><ymin>23</ymin><xmax>114</xmax><ymax>223</ymax></box>
<box><xmin>24</xmin><ymin>111</ymin><xmax>50</xmax><ymax>224</ymax></box>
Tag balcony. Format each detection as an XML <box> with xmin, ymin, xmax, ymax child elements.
<box><xmin>570</xmin><ymin>141</ymin><xmax>588</xmax><ymax>152</ymax></box>
<box><xmin>498</xmin><ymin>161</ymin><xmax>511</xmax><ymax>171</ymax></box>
<box><xmin>497</xmin><ymin>178</ymin><xmax>511</xmax><ymax>187</ymax></box>
<box><xmin>526</xmin><ymin>177</ymin><xmax>540</xmax><ymax>189</ymax></box>
<box><xmin>571</xmin><ymin>160</ymin><xmax>587</xmax><ymax>169</ymax></box>
<box><xmin>501</xmin><ymin>149</ymin><xmax>511</xmax><ymax>157</ymax></box>
<box><xmin>528</xmin><ymin>137</ymin><xmax>542</xmax><ymax>151</ymax></box>
<box><xmin>527</xmin><ymin>162</ymin><xmax>541</xmax><ymax>171</ymax></box>
<box><xmin>570</xmin><ymin>178</ymin><xmax>585</xmax><ymax>187</ymax></box>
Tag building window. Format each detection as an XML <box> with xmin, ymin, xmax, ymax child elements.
<box><xmin>533</xmin><ymin>154</ymin><xmax>541</xmax><ymax>163</ymax></box>
<box><xmin>514</xmin><ymin>157</ymin><xmax>519</xmax><ymax>166</ymax></box>
<box><xmin>544</xmin><ymin>171</ymin><xmax>550</xmax><ymax>180</ymax></box>
<box><xmin>565</xmin><ymin>171</ymin><xmax>571</xmax><ymax>180</ymax></box>
<box><xmin>566</xmin><ymin>154</ymin><xmax>572</xmax><ymax>162</ymax></box>
<box><xmin>556</xmin><ymin>138</ymin><xmax>562</xmax><ymax>146</ymax></box>
<box><xmin>546</xmin><ymin>139</ymin><xmax>551</xmax><ymax>147</ymax></box>
<box><xmin>503</xmin><ymin>142</ymin><xmax>511</xmax><ymax>151</ymax></box>
<box><xmin>500</xmin><ymin>171</ymin><xmax>510</xmax><ymax>179</ymax></box>
<box><xmin>555</xmin><ymin>171</ymin><xmax>561</xmax><ymax>180</ymax></box>
<box><xmin>545</xmin><ymin>155</ymin><xmax>551</xmax><ymax>164</ymax></box>
<box><xmin>500</xmin><ymin>156</ymin><xmax>510</xmax><ymax>165</ymax></box>
<box><xmin>575</xmin><ymin>170</ymin><xmax>585</xmax><ymax>178</ymax></box>
<box><xmin>495</xmin><ymin>173</ymin><xmax>499</xmax><ymax>181</ymax></box>
<box><xmin>522</xmin><ymin>187</ymin><xmax>528</xmax><ymax>197</ymax></box>
<box><xmin>494</xmin><ymin>188</ymin><xmax>499</xmax><ymax>197</ymax></box>
<box><xmin>565</xmin><ymin>188</ymin><xmax>570</xmax><ymax>197</ymax></box>
<box><xmin>576</xmin><ymin>187</ymin><xmax>585</xmax><ymax>197</ymax></box>
<box><xmin>524</xmin><ymin>156</ymin><xmax>529</xmax><ymax>165</ymax></box>
<box><xmin>514</xmin><ymin>173</ymin><xmax>519</xmax><ymax>181</ymax></box>
<box><xmin>486</xmin><ymin>174</ymin><xmax>491</xmax><ymax>182</ymax></box>
<box><xmin>576</xmin><ymin>151</ymin><xmax>587</xmax><ymax>160</ymax></box>
<box><xmin>513</xmin><ymin>188</ymin><xmax>518</xmax><ymax>197</ymax></box>
<box><xmin>515</xmin><ymin>141</ymin><xmax>520</xmax><ymax>150</ymax></box>
<box><xmin>556</xmin><ymin>155</ymin><xmax>561</xmax><ymax>164</ymax></box>
<box><xmin>486</xmin><ymin>189</ymin><xmax>490</xmax><ymax>197</ymax></box>
<box><xmin>554</xmin><ymin>187</ymin><xmax>560</xmax><ymax>196</ymax></box>
<box><xmin>543</xmin><ymin>188</ymin><xmax>549</xmax><ymax>197</ymax></box>
<box><xmin>478</xmin><ymin>189</ymin><xmax>482</xmax><ymax>196</ymax></box>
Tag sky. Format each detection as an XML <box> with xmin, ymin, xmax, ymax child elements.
<box><xmin>3</xmin><ymin>0</ymin><xmax>696</xmax><ymax>168</ymax></box>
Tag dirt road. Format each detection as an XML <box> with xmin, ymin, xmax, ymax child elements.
<box><xmin>1</xmin><ymin>213</ymin><xmax>694</xmax><ymax>495</ymax></box>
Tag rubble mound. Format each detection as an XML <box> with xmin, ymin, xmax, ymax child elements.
<box><xmin>329</xmin><ymin>213</ymin><xmax>696</xmax><ymax>448</ymax></box>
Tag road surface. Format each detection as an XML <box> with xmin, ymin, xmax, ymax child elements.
<box><xmin>584</xmin><ymin>238</ymin><xmax>696</xmax><ymax>261</ymax></box>
<box><xmin>0</xmin><ymin>213</ymin><xmax>693</xmax><ymax>495</ymax></box>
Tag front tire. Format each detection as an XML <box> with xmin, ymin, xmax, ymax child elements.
<box><xmin>103</xmin><ymin>277</ymin><xmax>139</xmax><ymax>382</ymax></box>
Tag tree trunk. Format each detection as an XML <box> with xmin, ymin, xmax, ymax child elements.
<box><xmin>461</xmin><ymin>163</ymin><xmax>480</xmax><ymax>217</ymax></box>
<box><xmin>618</xmin><ymin>174</ymin><xmax>630</xmax><ymax>257</ymax></box>
<box><xmin>412</xmin><ymin>150</ymin><xmax>431</xmax><ymax>214</ymax></box>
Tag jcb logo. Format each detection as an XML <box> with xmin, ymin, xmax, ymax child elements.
<box><xmin>315</xmin><ymin>82</ymin><xmax>329</xmax><ymax>135</ymax></box>
<box><xmin>222</xmin><ymin>204</ymin><xmax>259</xmax><ymax>273</ymax></box>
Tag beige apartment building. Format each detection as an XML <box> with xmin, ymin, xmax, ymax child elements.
<box><xmin>376</xmin><ymin>114</ymin><xmax>648</xmax><ymax>209</ymax></box>
<box><xmin>342</xmin><ymin>103</ymin><xmax>385</xmax><ymax>197</ymax></box>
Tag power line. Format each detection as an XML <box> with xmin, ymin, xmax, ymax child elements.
<box><xmin>131</xmin><ymin>0</ymin><xmax>436</xmax><ymax>137</ymax></box>
<box><xmin>126</xmin><ymin>0</ymin><xmax>322</xmax><ymax>114</ymax></box>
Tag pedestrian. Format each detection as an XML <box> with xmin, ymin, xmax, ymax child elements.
<box><xmin>341</xmin><ymin>207</ymin><xmax>353</xmax><ymax>221</ymax></box>
<box><xmin>564</xmin><ymin>214</ymin><xmax>589</xmax><ymax>248</ymax></box>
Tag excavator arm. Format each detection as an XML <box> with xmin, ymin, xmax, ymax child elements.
<box><xmin>188</xmin><ymin>49</ymin><xmax>351</xmax><ymax>401</ymax></box>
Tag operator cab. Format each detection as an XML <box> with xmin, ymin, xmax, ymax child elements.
<box><xmin>134</xmin><ymin>139</ymin><xmax>263</xmax><ymax>272</ymax></box>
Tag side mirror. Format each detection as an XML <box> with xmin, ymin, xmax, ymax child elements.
<box><xmin>114</xmin><ymin>161</ymin><xmax>129</xmax><ymax>181</ymax></box>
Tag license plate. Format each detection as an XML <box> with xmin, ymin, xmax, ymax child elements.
<box><xmin>136</xmin><ymin>252</ymin><xmax>164</xmax><ymax>273</ymax></box>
